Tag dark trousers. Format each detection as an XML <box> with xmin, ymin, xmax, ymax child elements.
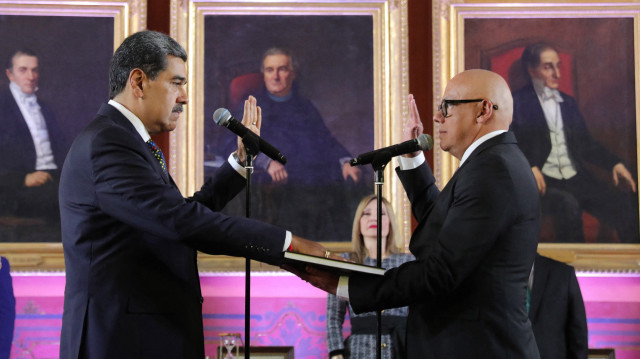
<box><xmin>543</xmin><ymin>173</ymin><xmax>639</xmax><ymax>243</ymax></box>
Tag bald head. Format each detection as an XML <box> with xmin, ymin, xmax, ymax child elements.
<box><xmin>447</xmin><ymin>69</ymin><xmax>513</xmax><ymax>130</ymax></box>
<box><xmin>435</xmin><ymin>69</ymin><xmax>514</xmax><ymax>159</ymax></box>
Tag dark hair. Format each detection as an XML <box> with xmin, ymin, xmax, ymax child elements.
<box><xmin>521</xmin><ymin>43</ymin><xmax>558</xmax><ymax>79</ymax></box>
<box><xmin>5</xmin><ymin>48</ymin><xmax>38</xmax><ymax>72</ymax></box>
<box><xmin>260</xmin><ymin>47</ymin><xmax>299</xmax><ymax>73</ymax></box>
<box><xmin>109</xmin><ymin>30</ymin><xmax>187</xmax><ymax>99</ymax></box>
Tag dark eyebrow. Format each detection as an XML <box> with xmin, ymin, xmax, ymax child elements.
<box><xmin>542</xmin><ymin>60</ymin><xmax>560</xmax><ymax>66</ymax></box>
<box><xmin>172</xmin><ymin>75</ymin><xmax>187</xmax><ymax>83</ymax></box>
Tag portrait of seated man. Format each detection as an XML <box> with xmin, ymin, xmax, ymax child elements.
<box><xmin>0</xmin><ymin>49</ymin><xmax>68</xmax><ymax>240</ymax></box>
<box><xmin>510</xmin><ymin>42</ymin><xmax>638</xmax><ymax>243</ymax></box>
<box><xmin>218</xmin><ymin>47</ymin><xmax>370</xmax><ymax>242</ymax></box>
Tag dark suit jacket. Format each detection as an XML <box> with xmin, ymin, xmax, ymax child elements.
<box><xmin>0</xmin><ymin>257</ymin><xmax>15</xmax><ymax>359</ymax></box>
<box><xmin>0</xmin><ymin>88</ymin><xmax>66</xmax><ymax>189</ymax></box>
<box><xmin>59</xmin><ymin>103</ymin><xmax>287</xmax><ymax>359</ymax></box>
<box><xmin>511</xmin><ymin>83</ymin><xmax>620</xmax><ymax>172</ymax></box>
<box><xmin>530</xmin><ymin>254</ymin><xmax>588</xmax><ymax>359</ymax></box>
<box><xmin>349</xmin><ymin>132</ymin><xmax>541</xmax><ymax>359</ymax></box>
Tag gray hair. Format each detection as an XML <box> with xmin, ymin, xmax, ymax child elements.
<box><xmin>109</xmin><ymin>30</ymin><xmax>187</xmax><ymax>99</ymax></box>
<box><xmin>260</xmin><ymin>47</ymin><xmax>299</xmax><ymax>73</ymax></box>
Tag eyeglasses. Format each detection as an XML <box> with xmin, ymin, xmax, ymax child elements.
<box><xmin>437</xmin><ymin>99</ymin><xmax>499</xmax><ymax>118</ymax></box>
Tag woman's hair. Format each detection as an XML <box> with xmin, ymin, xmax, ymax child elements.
<box><xmin>350</xmin><ymin>194</ymin><xmax>400</xmax><ymax>264</ymax></box>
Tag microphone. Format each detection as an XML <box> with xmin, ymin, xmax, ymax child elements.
<box><xmin>350</xmin><ymin>133</ymin><xmax>433</xmax><ymax>166</ymax></box>
<box><xmin>213</xmin><ymin>108</ymin><xmax>287</xmax><ymax>165</ymax></box>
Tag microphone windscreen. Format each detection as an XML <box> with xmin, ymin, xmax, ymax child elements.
<box><xmin>213</xmin><ymin>108</ymin><xmax>232</xmax><ymax>126</ymax></box>
<box><xmin>417</xmin><ymin>133</ymin><xmax>434</xmax><ymax>151</ymax></box>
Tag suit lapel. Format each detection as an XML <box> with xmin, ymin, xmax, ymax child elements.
<box><xmin>97</xmin><ymin>104</ymin><xmax>172</xmax><ymax>184</ymax></box>
<box><xmin>459</xmin><ymin>131</ymin><xmax>516</xmax><ymax>169</ymax></box>
<box><xmin>523</xmin><ymin>85</ymin><xmax>551</xmax><ymax>134</ymax></box>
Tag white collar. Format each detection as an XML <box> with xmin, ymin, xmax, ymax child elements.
<box><xmin>9</xmin><ymin>81</ymin><xmax>37</xmax><ymax>104</ymax></box>
<box><xmin>107</xmin><ymin>99</ymin><xmax>151</xmax><ymax>142</ymax></box>
<box><xmin>532</xmin><ymin>78</ymin><xmax>563</xmax><ymax>102</ymax></box>
<box><xmin>458</xmin><ymin>130</ymin><xmax>506</xmax><ymax>167</ymax></box>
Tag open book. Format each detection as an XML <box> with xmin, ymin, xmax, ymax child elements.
<box><xmin>282</xmin><ymin>252</ymin><xmax>386</xmax><ymax>276</ymax></box>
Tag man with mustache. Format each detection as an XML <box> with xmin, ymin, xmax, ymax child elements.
<box><xmin>58</xmin><ymin>30</ymin><xmax>334</xmax><ymax>359</ymax></box>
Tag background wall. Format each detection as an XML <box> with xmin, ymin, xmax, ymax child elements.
<box><xmin>7</xmin><ymin>272</ymin><xmax>640</xmax><ymax>358</ymax></box>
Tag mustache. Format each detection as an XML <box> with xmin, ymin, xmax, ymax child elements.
<box><xmin>172</xmin><ymin>105</ymin><xmax>184</xmax><ymax>113</ymax></box>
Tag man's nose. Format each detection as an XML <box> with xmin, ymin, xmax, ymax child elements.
<box><xmin>433</xmin><ymin>111</ymin><xmax>444</xmax><ymax>124</ymax></box>
<box><xmin>178</xmin><ymin>87</ymin><xmax>188</xmax><ymax>104</ymax></box>
<box><xmin>553</xmin><ymin>65</ymin><xmax>560</xmax><ymax>78</ymax></box>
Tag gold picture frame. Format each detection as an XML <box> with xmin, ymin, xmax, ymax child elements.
<box><xmin>0</xmin><ymin>0</ymin><xmax>146</xmax><ymax>271</ymax></box>
<box><xmin>170</xmin><ymin>0</ymin><xmax>410</xmax><ymax>271</ymax></box>
<box><xmin>433</xmin><ymin>0</ymin><xmax>640</xmax><ymax>271</ymax></box>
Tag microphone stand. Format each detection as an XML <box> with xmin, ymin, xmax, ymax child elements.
<box><xmin>369</xmin><ymin>151</ymin><xmax>394</xmax><ymax>359</ymax></box>
<box><xmin>241</xmin><ymin>133</ymin><xmax>260</xmax><ymax>359</ymax></box>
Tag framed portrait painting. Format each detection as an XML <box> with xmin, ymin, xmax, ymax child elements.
<box><xmin>0</xmin><ymin>0</ymin><xmax>146</xmax><ymax>270</ymax></box>
<box><xmin>171</xmin><ymin>0</ymin><xmax>410</xmax><ymax>270</ymax></box>
<box><xmin>433</xmin><ymin>0</ymin><xmax>640</xmax><ymax>271</ymax></box>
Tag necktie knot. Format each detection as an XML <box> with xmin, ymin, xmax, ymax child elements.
<box><xmin>146</xmin><ymin>139</ymin><xmax>168</xmax><ymax>175</ymax></box>
<box><xmin>23</xmin><ymin>95</ymin><xmax>39</xmax><ymax>108</ymax></box>
<box><xmin>542</xmin><ymin>87</ymin><xmax>563</xmax><ymax>102</ymax></box>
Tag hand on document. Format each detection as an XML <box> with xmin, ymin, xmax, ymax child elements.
<box><xmin>281</xmin><ymin>235</ymin><xmax>348</xmax><ymax>295</ymax></box>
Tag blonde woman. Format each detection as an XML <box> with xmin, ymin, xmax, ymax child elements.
<box><xmin>326</xmin><ymin>194</ymin><xmax>414</xmax><ymax>359</ymax></box>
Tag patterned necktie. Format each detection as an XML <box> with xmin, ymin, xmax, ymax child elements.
<box><xmin>146</xmin><ymin>139</ymin><xmax>168</xmax><ymax>174</ymax></box>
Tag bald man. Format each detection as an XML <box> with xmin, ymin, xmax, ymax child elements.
<box><xmin>292</xmin><ymin>70</ymin><xmax>542</xmax><ymax>358</ymax></box>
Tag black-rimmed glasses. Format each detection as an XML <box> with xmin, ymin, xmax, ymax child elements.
<box><xmin>438</xmin><ymin>99</ymin><xmax>499</xmax><ymax>118</ymax></box>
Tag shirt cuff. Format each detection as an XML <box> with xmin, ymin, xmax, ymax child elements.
<box><xmin>228</xmin><ymin>153</ymin><xmax>247</xmax><ymax>178</ymax></box>
<box><xmin>336</xmin><ymin>275</ymin><xmax>350</xmax><ymax>301</ymax></box>
<box><xmin>339</xmin><ymin>156</ymin><xmax>351</xmax><ymax>166</ymax></box>
<box><xmin>282</xmin><ymin>231</ymin><xmax>292</xmax><ymax>252</ymax></box>
<box><xmin>397</xmin><ymin>151</ymin><xmax>425</xmax><ymax>170</ymax></box>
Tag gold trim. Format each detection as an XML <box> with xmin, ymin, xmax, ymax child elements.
<box><xmin>0</xmin><ymin>0</ymin><xmax>145</xmax><ymax>272</ymax></box>
<box><xmin>171</xmin><ymin>0</ymin><xmax>411</xmax><ymax>253</ymax></box>
<box><xmin>433</xmin><ymin>0</ymin><xmax>640</xmax><ymax>271</ymax></box>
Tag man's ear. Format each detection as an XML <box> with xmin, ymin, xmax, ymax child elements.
<box><xmin>476</xmin><ymin>100</ymin><xmax>494</xmax><ymax>124</ymax></box>
<box><xmin>129</xmin><ymin>68</ymin><xmax>145</xmax><ymax>99</ymax></box>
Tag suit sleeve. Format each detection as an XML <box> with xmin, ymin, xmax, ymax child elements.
<box><xmin>563</xmin><ymin>97</ymin><xmax>622</xmax><ymax>171</ymax></box>
<box><xmin>566</xmin><ymin>268</ymin><xmax>589</xmax><ymax>359</ymax></box>
<box><xmin>394</xmin><ymin>162</ymin><xmax>439</xmax><ymax>223</ymax></box>
<box><xmin>90</xmin><ymin>125</ymin><xmax>286</xmax><ymax>262</ymax></box>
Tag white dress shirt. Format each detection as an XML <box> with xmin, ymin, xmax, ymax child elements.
<box><xmin>107</xmin><ymin>100</ymin><xmax>291</xmax><ymax>250</ymax></box>
<box><xmin>532</xmin><ymin>78</ymin><xmax>577</xmax><ymax>180</ymax></box>
<box><xmin>10</xmin><ymin>81</ymin><xmax>57</xmax><ymax>170</ymax></box>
